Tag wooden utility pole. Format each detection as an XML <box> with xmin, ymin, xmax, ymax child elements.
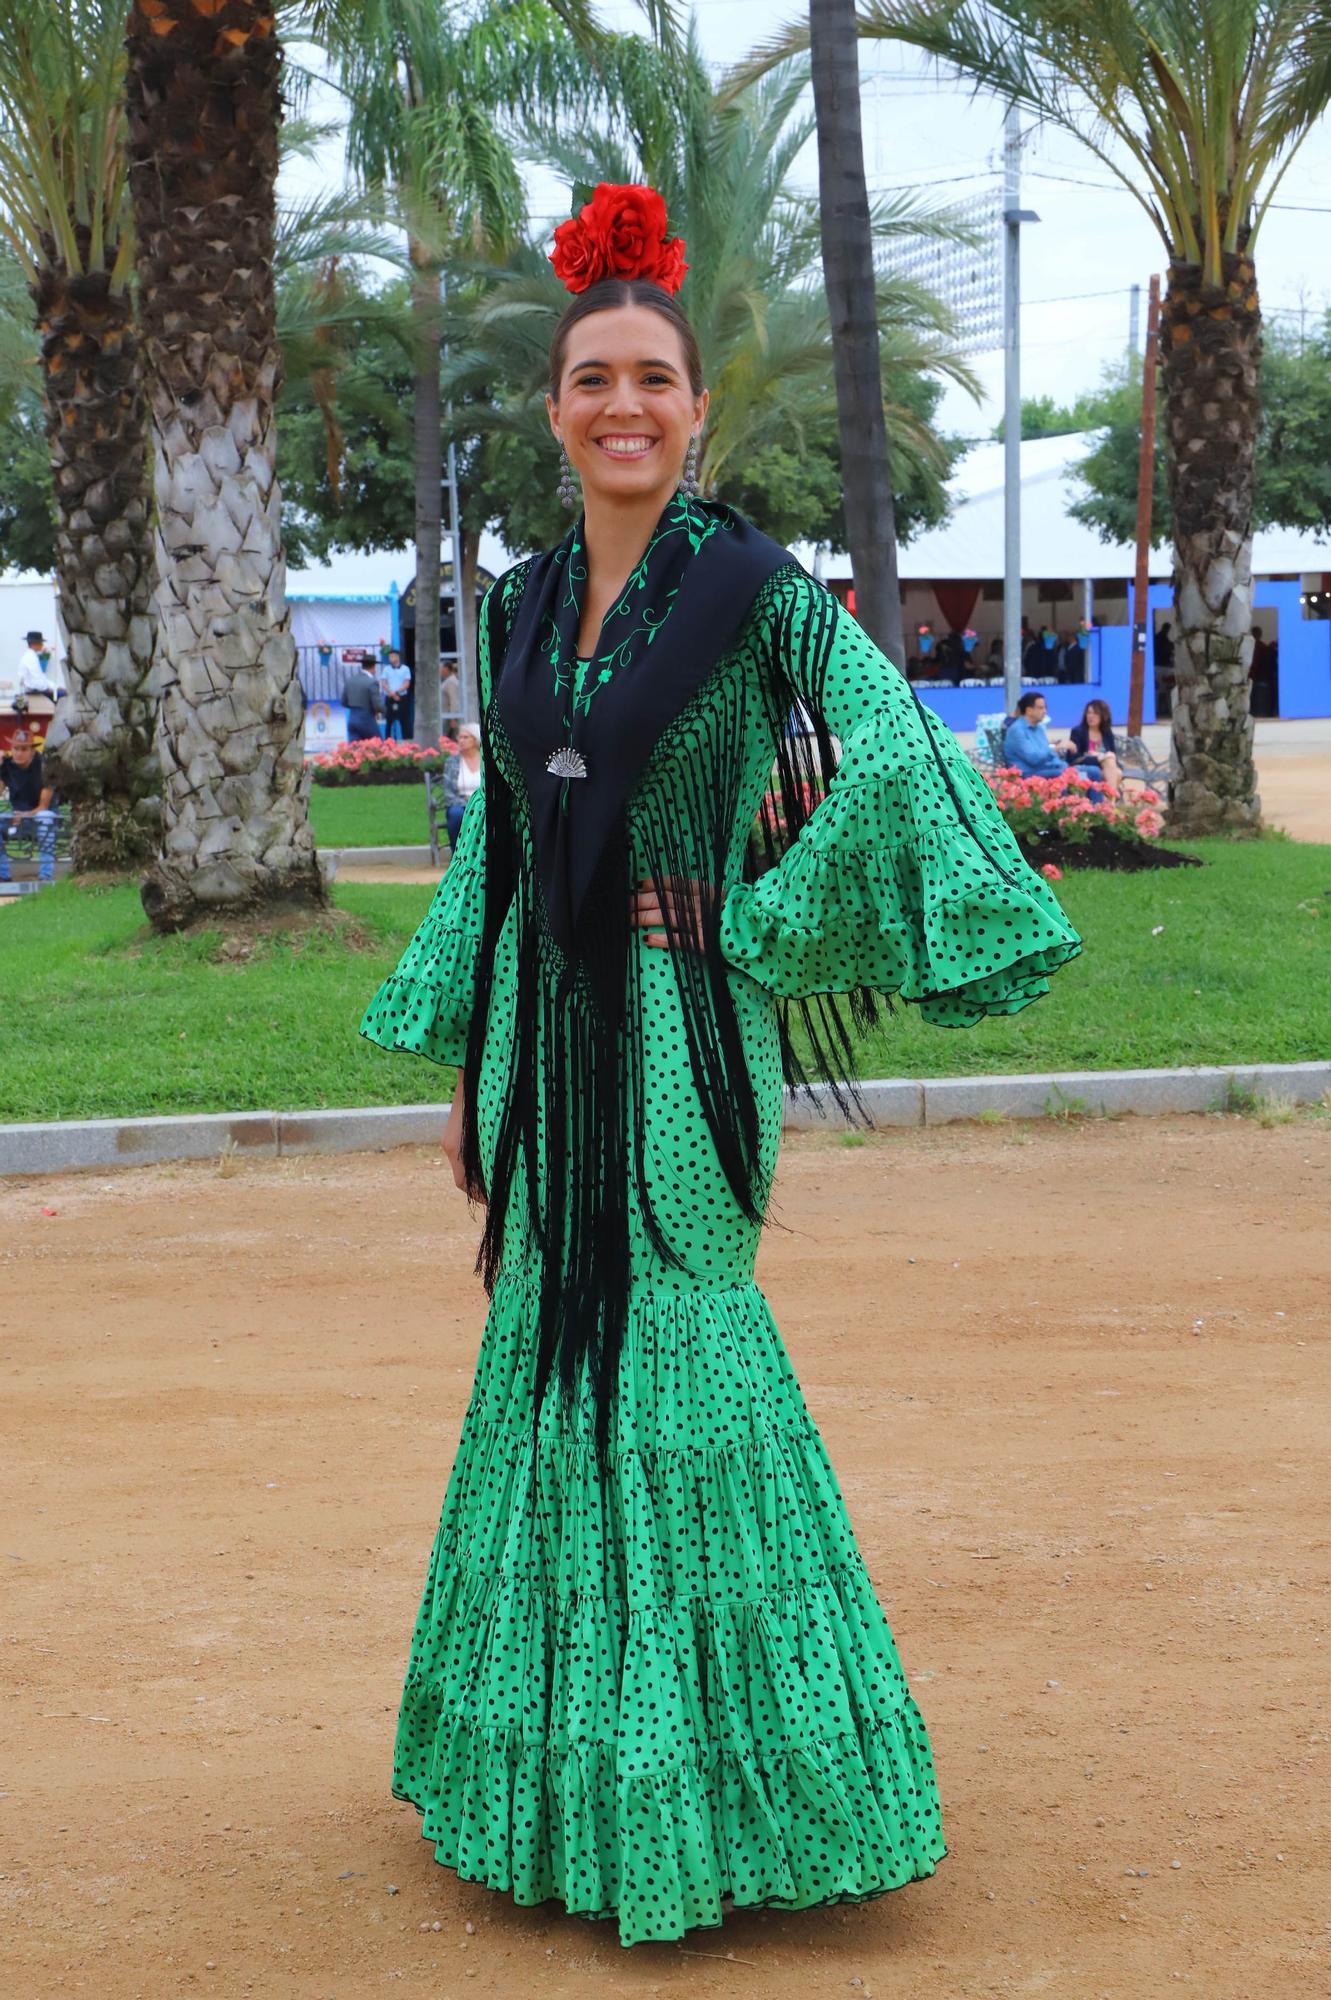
<box><xmin>1128</xmin><ymin>274</ymin><xmax>1162</xmax><ymax>738</ymax></box>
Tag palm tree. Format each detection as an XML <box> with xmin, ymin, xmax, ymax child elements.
<box><xmin>123</xmin><ymin>0</ymin><xmax>325</xmax><ymax>930</ymax></box>
<box><xmin>809</xmin><ymin>0</ymin><xmax>906</xmax><ymax>662</ymax></box>
<box><xmin>0</xmin><ymin>0</ymin><xmax>157</xmax><ymax>869</ymax></box>
<box><xmin>320</xmin><ymin>0</ymin><xmax>600</xmax><ymax>738</ymax></box>
<box><xmin>445</xmin><ymin>32</ymin><xmax>975</xmax><ymax>556</ymax></box>
<box><xmin>736</xmin><ymin>1</ymin><xmax>1331</xmax><ymax>834</ymax></box>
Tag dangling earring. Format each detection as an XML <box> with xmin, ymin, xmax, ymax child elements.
<box><xmin>681</xmin><ymin>433</ymin><xmax>700</xmax><ymax>497</ymax></box>
<box><xmin>557</xmin><ymin>441</ymin><xmax>579</xmax><ymax>511</ymax></box>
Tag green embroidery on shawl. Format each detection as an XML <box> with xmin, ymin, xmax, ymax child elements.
<box><xmin>551</xmin><ymin>495</ymin><xmax>729</xmax><ymax>720</ymax></box>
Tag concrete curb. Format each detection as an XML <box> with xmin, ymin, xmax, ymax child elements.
<box><xmin>1</xmin><ymin>1061</ymin><xmax>1326</xmax><ymax>1178</ymax></box>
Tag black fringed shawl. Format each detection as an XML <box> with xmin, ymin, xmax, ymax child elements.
<box><xmin>456</xmin><ymin>497</ymin><xmax>886</xmax><ymax>1477</ymax></box>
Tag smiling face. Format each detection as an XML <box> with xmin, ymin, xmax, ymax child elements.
<box><xmin>547</xmin><ymin>303</ymin><xmax>707</xmax><ymax>512</ymax></box>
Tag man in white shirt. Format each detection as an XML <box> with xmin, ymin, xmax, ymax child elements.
<box><xmin>18</xmin><ymin>631</ymin><xmax>67</xmax><ymax>698</ymax></box>
<box><xmin>378</xmin><ymin>649</ymin><xmax>412</xmax><ymax>741</ymax></box>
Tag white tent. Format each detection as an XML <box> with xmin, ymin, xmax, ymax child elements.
<box><xmin>1</xmin><ymin>531</ymin><xmax>520</xmax><ymax>672</ymax></box>
<box><xmin>0</xmin><ymin>571</ymin><xmax>60</xmax><ymax>669</ymax></box>
<box><xmin>799</xmin><ymin>430</ymin><xmax>1331</xmax><ymax>583</ymax></box>
<box><xmin>287</xmin><ymin>532</ymin><xmax>515</xmax><ymax>654</ymax></box>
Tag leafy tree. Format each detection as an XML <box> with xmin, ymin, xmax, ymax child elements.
<box><xmin>1065</xmin><ymin>363</ymin><xmax>1170</xmax><ymax>547</ymax></box>
<box><xmin>277</xmin><ymin>271</ymin><xmax>417</xmax><ymax>563</ymax></box>
<box><xmin>1044</xmin><ymin>324</ymin><xmax>1331</xmax><ymax>548</ymax></box>
<box><xmin>0</xmin><ymin>385</ymin><xmax>54</xmax><ymax>573</ymax></box>
<box><xmin>992</xmin><ymin>387</ymin><xmax>1123</xmax><ymax>443</ymax></box>
<box><xmin>1258</xmin><ymin>320</ymin><xmax>1331</xmax><ymax>535</ymax></box>
<box><xmin>0</xmin><ymin>277</ymin><xmax>56</xmax><ymax>571</ymax></box>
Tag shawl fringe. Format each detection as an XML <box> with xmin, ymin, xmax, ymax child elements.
<box><xmin>460</xmin><ymin>559</ymin><xmax>892</xmax><ymax>1479</ymax></box>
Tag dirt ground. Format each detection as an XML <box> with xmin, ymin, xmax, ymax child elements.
<box><xmin>4</xmin><ymin>1114</ymin><xmax>1329</xmax><ymax>2000</ymax></box>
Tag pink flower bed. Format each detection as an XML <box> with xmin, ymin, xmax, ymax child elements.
<box><xmin>307</xmin><ymin>735</ymin><xmax>460</xmax><ymax>787</ymax></box>
<box><xmin>984</xmin><ymin>765</ymin><xmax>1165</xmax><ymax>846</ymax></box>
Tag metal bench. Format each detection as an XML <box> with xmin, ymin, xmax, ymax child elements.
<box><xmin>970</xmin><ymin>712</ymin><xmax>1010</xmax><ymax>771</ymax></box>
<box><xmin>1116</xmin><ymin>733</ymin><xmax>1174</xmax><ymax>793</ymax></box>
<box><xmin>423</xmin><ymin>771</ymin><xmax>455</xmax><ymax>869</ymax></box>
<box><xmin>0</xmin><ymin>797</ymin><xmax>71</xmax><ymax>892</ymax></box>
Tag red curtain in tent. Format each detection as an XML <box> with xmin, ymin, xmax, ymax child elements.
<box><xmin>932</xmin><ymin>580</ymin><xmax>981</xmax><ymax>631</ymax></box>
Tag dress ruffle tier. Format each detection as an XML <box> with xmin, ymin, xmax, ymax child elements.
<box><xmin>390</xmin><ymin>1272</ymin><xmax>947</xmax><ymax>1946</ymax></box>
<box><xmin>359</xmin><ymin>931</ymin><xmax>479</xmax><ymax>1068</ymax></box>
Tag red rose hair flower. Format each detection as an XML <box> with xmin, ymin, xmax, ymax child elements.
<box><xmin>550</xmin><ymin>182</ymin><xmax>688</xmax><ymax>296</ymax></box>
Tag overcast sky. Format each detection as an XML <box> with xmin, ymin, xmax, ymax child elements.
<box><xmin>284</xmin><ymin>2</ymin><xmax>1331</xmax><ymax>441</ymax></box>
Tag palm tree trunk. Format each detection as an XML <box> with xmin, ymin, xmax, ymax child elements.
<box><xmin>808</xmin><ymin>0</ymin><xmax>905</xmax><ymax>665</ymax></box>
<box><xmin>124</xmin><ymin>0</ymin><xmax>323</xmax><ymax>931</ymax></box>
<box><xmin>1160</xmin><ymin>247</ymin><xmax>1263</xmax><ymax>834</ymax></box>
<box><xmin>36</xmin><ymin>256</ymin><xmax>159</xmax><ymax>870</ymax></box>
<box><xmin>410</xmin><ymin>240</ymin><xmax>443</xmax><ymax>748</ymax></box>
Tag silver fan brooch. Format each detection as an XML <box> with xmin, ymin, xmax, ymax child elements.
<box><xmin>546</xmin><ymin>746</ymin><xmax>588</xmax><ymax>780</ymax></box>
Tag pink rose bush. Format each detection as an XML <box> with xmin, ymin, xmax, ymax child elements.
<box><xmin>984</xmin><ymin>765</ymin><xmax>1167</xmax><ymax>850</ymax></box>
<box><xmin>307</xmin><ymin>734</ymin><xmax>460</xmax><ymax>787</ymax></box>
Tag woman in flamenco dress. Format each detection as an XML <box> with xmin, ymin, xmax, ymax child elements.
<box><xmin>360</xmin><ymin>183</ymin><xmax>1083</xmax><ymax>1947</ymax></box>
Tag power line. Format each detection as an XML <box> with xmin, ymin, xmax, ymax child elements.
<box><xmin>1026</xmin><ymin>165</ymin><xmax>1331</xmax><ymax>215</ymax></box>
<box><xmin>1023</xmin><ymin>286</ymin><xmax>1129</xmax><ymax>306</ymax></box>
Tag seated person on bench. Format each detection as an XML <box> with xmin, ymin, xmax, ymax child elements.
<box><xmin>442</xmin><ymin>723</ymin><xmax>483</xmax><ymax>850</ymax></box>
<box><xmin>1003</xmin><ymin>692</ymin><xmax>1109</xmax><ymax>801</ymax></box>
<box><xmin>0</xmin><ymin>728</ymin><xmax>57</xmax><ymax>885</ymax></box>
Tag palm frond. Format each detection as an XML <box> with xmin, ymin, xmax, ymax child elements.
<box><xmin>0</xmin><ymin>0</ymin><xmax>130</xmax><ymax>282</ymax></box>
<box><xmin>275</xmin><ymin>186</ymin><xmax>405</xmax><ymax>278</ymax></box>
<box><xmin>729</xmin><ymin>0</ymin><xmax>1331</xmax><ymax>276</ymax></box>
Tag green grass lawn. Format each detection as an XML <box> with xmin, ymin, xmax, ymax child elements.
<box><xmin>2</xmin><ymin>837</ymin><xmax>1328</xmax><ymax>1124</ymax></box>
<box><xmin>307</xmin><ymin>783</ymin><xmax>432</xmax><ymax>849</ymax></box>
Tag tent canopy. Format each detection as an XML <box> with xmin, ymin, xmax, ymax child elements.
<box><xmin>286</xmin><ymin>531</ymin><xmax>513</xmax><ymax>602</ymax></box>
<box><xmin>797</xmin><ymin>431</ymin><xmax>1331</xmax><ymax>583</ymax></box>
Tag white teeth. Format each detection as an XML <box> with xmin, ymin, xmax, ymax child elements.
<box><xmin>597</xmin><ymin>437</ymin><xmax>654</xmax><ymax>456</ymax></box>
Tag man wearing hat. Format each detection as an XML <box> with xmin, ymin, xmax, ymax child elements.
<box><xmin>0</xmin><ymin>727</ymin><xmax>57</xmax><ymax>885</ymax></box>
<box><xmin>17</xmin><ymin>630</ymin><xmax>67</xmax><ymax>698</ymax></box>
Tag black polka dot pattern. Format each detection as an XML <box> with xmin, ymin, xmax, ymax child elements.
<box><xmin>361</xmin><ymin>570</ymin><xmax>1083</xmax><ymax>1944</ymax></box>
<box><xmin>390</xmin><ymin>1275</ymin><xmax>947</xmax><ymax>1945</ymax></box>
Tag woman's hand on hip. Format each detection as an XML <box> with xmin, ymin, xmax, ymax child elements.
<box><xmin>631</xmin><ymin>875</ymin><xmax>708</xmax><ymax>950</ymax></box>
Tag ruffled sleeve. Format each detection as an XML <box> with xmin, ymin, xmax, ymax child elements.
<box><xmin>358</xmin><ymin>583</ymin><xmax>501</xmax><ymax>1068</ymax></box>
<box><xmin>357</xmin><ymin>773</ymin><xmax>486</xmax><ymax>1065</ymax></box>
<box><xmin>719</xmin><ymin>577</ymin><xmax>1083</xmax><ymax>1027</ymax></box>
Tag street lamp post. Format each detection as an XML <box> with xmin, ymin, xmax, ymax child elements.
<box><xmin>1003</xmin><ymin>106</ymin><xmax>1039</xmax><ymax>717</ymax></box>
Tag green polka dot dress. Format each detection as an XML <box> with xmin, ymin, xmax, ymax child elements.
<box><xmin>360</xmin><ymin>568</ymin><xmax>1082</xmax><ymax>1945</ymax></box>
